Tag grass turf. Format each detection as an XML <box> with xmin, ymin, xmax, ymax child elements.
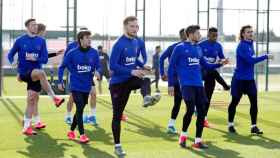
<box><xmin>0</xmin><ymin>77</ymin><xmax>279</xmax><ymax>158</ymax></box>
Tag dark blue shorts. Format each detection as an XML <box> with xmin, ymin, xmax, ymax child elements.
<box><xmin>231</xmin><ymin>79</ymin><xmax>257</xmax><ymax>97</ymax></box>
<box><xmin>19</xmin><ymin>71</ymin><xmax>41</xmax><ymax>92</ymax></box>
<box><xmin>181</xmin><ymin>85</ymin><xmax>208</xmax><ymax>105</ymax></box>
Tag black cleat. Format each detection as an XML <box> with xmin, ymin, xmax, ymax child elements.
<box><xmin>228</xmin><ymin>126</ymin><xmax>237</xmax><ymax>133</ymax></box>
<box><xmin>251</xmin><ymin>126</ymin><xmax>263</xmax><ymax>135</ymax></box>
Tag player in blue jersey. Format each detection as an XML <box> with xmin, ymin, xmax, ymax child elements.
<box><xmin>198</xmin><ymin>27</ymin><xmax>230</xmax><ymax>128</ymax></box>
<box><xmin>227</xmin><ymin>25</ymin><xmax>273</xmax><ymax>134</ymax></box>
<box><xmin>63</xmin><ymin>28</ymin><xmax>99</xmax><ymax>126</ymax></box>
<box><xmin>168</xmin><ymin>25</ymin><xmax>228</xmax><ymax>149</ymax></box>
<box><xmin>58</xmin><ymin>30</ymin><xmax>101</xmax><ymax>143</ymax></box>
<box><xmin>159</xmin><ymin>28</ymin><xmax>187</xmax><ymax>134</ymax></box>
<box><xmin>8</xmin><ymin>18</ymin><xmax>64</xmax><ymax>136</ymax></box>
<box><xmin>109</xmin><ymin>16</ymin><xmax>160</xmax><ymax>157</ymax></box>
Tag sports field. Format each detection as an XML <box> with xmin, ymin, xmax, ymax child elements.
<box><xmin>0</xmin><ymin>76</ymin><xmax>279</xmax><ymax>158</ymax></box>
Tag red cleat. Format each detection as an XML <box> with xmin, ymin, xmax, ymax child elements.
<box><xmin>67</xmin><ymin>131</ymin><xmax>76</xmax><ymax>140</ymax></box>
<box><xmin>179</xmin><ymin>135</ymin><xmax>188</xmax><ymax>148</ymax></box>
<box><xmin>79</xmin><ymin>134</ymin><xmax>89</xmax><ymax>143</ymax></box>
<box><xmin>35</xmin><ymin>122</ymin><xmax>46</xmax><ymax>129</ymax></box>
<box><xmin>54</xmin><ymin>97</ymin><xmax>65</xmax><ymax>107</ymax></box>
<box><xmin>192</xmin><ymin>141</ymin><xmax>208</xmax><ymax>149</ymax></box>
<box><xmin>22</xmin><ymin>127</ymin><xmax>37</xmax><ymax>136</ymax></box>
<box><xmin>121</xmin><ymin>114</ymin><xmax>128</xmax><ymax>122</ymax></box>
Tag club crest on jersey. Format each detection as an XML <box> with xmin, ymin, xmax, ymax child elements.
<box><xmin>77</xmin><ymin>64</ymin><xmax>91</xmax><ymax>73</ymax></box>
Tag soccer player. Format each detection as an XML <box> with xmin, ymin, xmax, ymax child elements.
<box><xmin>152</xmin><ymin>45</ymin><xmax>161</xmax><ymax>92</ymax></box>
<box><xmin>63</xmin><ymin>28</ymin><xmax>98</xmax><ymax>126</ymax></box>
<box><xmin>97</xmin><ymin>45</ymin><xmax>110</xmax><ymax>94</ymax></box>
<box><xmin>58</xmin><ymin>30</ymin><xmax>101</xmax><ymax>143</ymax></box>
<box><xmin>168</xmin><ymin>25</ymin><xmax>228</xmax><ymax>149</ymax></box>
<box><xmin>24</xmin><ymin>23</ymin><xmax>65</xmax><ymax>129</ymax></box>
<box><xmin>109</xmin><ymin>16</ymin><xmax>160</xmax><ymax>156</ymax></box>
<box><xmin>159</xmin><ymin>28</ymin><xmax>186</xmax><ymax>134</ymax></box>
<box><xmin>227</xmin><ymin>25</ymin><xmax>273</xmax><ymax>134</ymax></box>
<box><xmin>198</xmin><ymin>27</ymin><xmax>230</xmax><ymax>128</ymax></box>
<box><xmin>36</xmin><ymin>23</ymin><xmax>64</xmax><ymax>58</ymax></box>
<box><xmin>7</xmin><ymin>18</ymin><xmax>64</xmax><ymax>135</ymax></box>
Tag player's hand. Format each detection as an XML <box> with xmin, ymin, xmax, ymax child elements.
<box><xmin>143</xmin><ymin>65</ymin><xmax>152</xmax><ymax>71</ymax></box>
<box><xmin>11</xmin><ymin>61</ymin><xmax>18</xmax><ymax>68</ymax></box>
<box><xmin>95</xmin><ymin>71</ymin><xmax>101</xmax><ymax>81</ymax></box>
<box><xmin>16</xmin><ymin>74</ymin><xmax>23</xmax><ymax>82</ymax></box>
<box><xmin>220</xmin><ymin>58</ymin><xmax>230</xmax><ymax>65</ymax></box>
<box><xmin>267</xmin><ymin>54</ymin><xmax>274</xmax><ymax>60</ymax></box>
<box><xmin>58</xmin><ymin>83</ymin><xmax>64</xmax><ymax>91</ymax></box>
<box><xmin>56</xmin><ymin>49</ymin><xmax>65</xmax><ymax>55</ymax></box>
<box><xmin>168</xmin><ymin>87</ymin><xmax>174</xmax><ymax>96</ymax></box>
<box><xmin>131</xmin><ymin>69</ymin><xmax>145</xmax><ymax>78</ymax></box>
<box><xmin>161</xmin><ymin>74</ymin><xmax>168</xmax><ymax>81</ymax></box>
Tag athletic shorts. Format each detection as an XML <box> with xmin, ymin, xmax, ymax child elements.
<box><xmin>231</xmin><ymin>78</ymin><xmax>257</xmax><ymax>97</ymax></box>
<box><xmin>19</xmin><ymin>71</ymin><xmax>41</xmax><ymax>92</ymax></box>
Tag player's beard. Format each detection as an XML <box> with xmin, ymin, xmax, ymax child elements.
<box><xmin>127</xmin><ymin>32</ymin><xmax>136</xmax><ymax>38</ymax></box>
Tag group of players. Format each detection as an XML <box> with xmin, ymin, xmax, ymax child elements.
<box><xmin>7</xmin><ymin>16</ymin><xmax>273</xmax><ymax>157</ymax></box>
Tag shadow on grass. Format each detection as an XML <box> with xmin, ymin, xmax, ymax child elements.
<box><xmin>96</xmin><ymin>97</ymin><xmax>178</xmax><ymax>142</ymax></box>
<box><xmin>80</xmin><ymin>143</ymin><xmax>115</xmax><ymax>158</ymax></box>
<box><xmin>0</xmin><ymin>98</ymin><xmax>23</xmax><ymax>125</ymax></box>
<box><xmin>211</xmin><ymin>127</ymin><xmax>280</xmax><ymax>150</ymax></box>
<box><xmin>85</xmin><ymin>126</ymin><xmax>113</xmax><ymax>146</ymax></box>
<box><xmin>186</xmin><ymin>141</ymin><xmax>244</xmax><ymax>158</ymax></box>
<box><xmin>17</xmin><ymin>131</ymin><xmax>70</xmax><ymax>158</ymax></box>
<box><xmin>213</xmin><ymin>107</ymin><xmax>280</xmax><ymax>129</ymax></box>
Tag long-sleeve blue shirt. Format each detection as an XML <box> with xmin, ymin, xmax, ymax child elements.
<box><xmin>233</xmin><ymin>40</ymin><xmax>268</xmax><ymax>80</ymax></box>
<box><xmin>168</xmin><ymin>41</ymin><xmax>222</xmax><ymax>87</ymax></box>
<box><xmin>136</xmin><ymin>37</ymin><xmax>147</xmax><ymax>65</ymax></box>
<box><xmin>8</xmin><ymin>34</ymin><xmax>48</xmax><ymax>75</ymax></box>
<box><xmin>109</xmin><ymin>35</ymin><xmax>146</xmax><ymax>85</ymax></box>
<box><xmin>64</xmin><ymin>41</ymin><xmax>79</xmax><ymax>57</ymax></box>
<box><xmin>159</xmin><ymin>42</ymin><xmax>181</xmax><ymax>76</ymax></box>
<box><xmin>58</xmin><ymin>47</ymin><xmax>101</xmax><ymax>93</ymax></box>
<box><xmin>198</xmin><ymin>39</ymin><xmax>225</xmax><ymax>63</ymax></box>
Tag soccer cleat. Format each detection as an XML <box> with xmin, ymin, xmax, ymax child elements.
<box><xmin>143</xmin><ymin>96</ymin><xmax>153</xmax><ymax>107</ymax></box>
<box><xmin>228</xmin><ymin>126</ymin><xmax>237</xmax><ymax>133</ymax></box>
<box><xmin>114</xmin><ymin>146</ymin><xmax>126</xmax><ymax>157</ymax></box>
<box><xmin>54</xmin><ymin>97</ymin><xmax>65</xmax><ymax>107</ymax></box>
<box><xmin>65</xmin><ymin>116</ymin><xmax>73</xmax><ymax>125</ymax></box>
<box><xmin>67</xmin><ymin>131</ymin><xmax>76</xmax><ymax>140</ymax></box>
<box><xmin>79</xmin><ymin>134</ymin><xmax>89</xmax><ymax>143</ymax></box>
<box><xmin>251</xmin><ymin>126</ymin><xmax>263</xmax><ymax>135</ymax></box>
<box><xmin>150</xmin><ymin>93</ymin><xmax>161</xmax><ymax>106</ymax></box>
<box><xmin>34</xmin><ymin>122</ymin><xmax>46</xmax><ymax>129</ymax></box>
<box><xmin>88</xmin><ymin>115</ymin><xmax>98</xmax><ymax>126</ymax></box>
<box><xmin>83</xmin><ymin>115</ymin><xmax>89</xmax><ymax>124</ymax></box>
<box><xmin>192</xmin><ymin>142</ymin><xmax>208</xmax><ymax>149</ymax></box>
<box><xmin>179</xmin><ymin>135</ymin><xmax>188</xmax><ymax>148</ymax></box>
<box><xmin>121</xmin><ymin>114</ymin><xmax>128</xmax><ymax>122</ymax></box>
<box><xmin>167</xmin><ymin>126</ymin><xmax>177</xmax><ymax>134</ymax></box>
<box><xmin>204</xmin><ymin>120</ymin><xmax>211</xmax><ymax>128</ymax></box>
<box><xmin>22</xmin><ymin>127</ymin><xmax>37</xmax><ymax>136</ymax></box>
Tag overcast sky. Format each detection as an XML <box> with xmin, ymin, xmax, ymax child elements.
<box><xmin>2</xmin><ymin>0</ymin><xmax>280</xmax><ymax>36</ymax></box>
